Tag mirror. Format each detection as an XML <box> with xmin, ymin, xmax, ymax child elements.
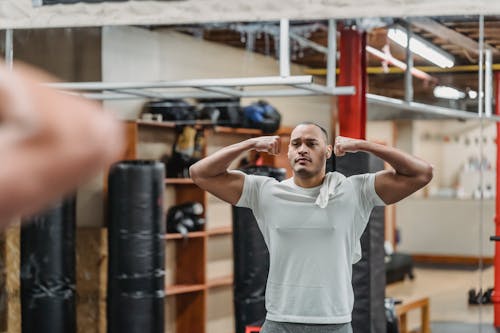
<box><xmin>1</xmin><ymin>11</ymin><xmax>498</xmax><ymax>333</ymax></box>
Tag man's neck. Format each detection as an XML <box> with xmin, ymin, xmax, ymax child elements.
<box><xmin>293</xmin><ymin>172</ymin><xmax>326</xmax><ymax>188</ymax></box>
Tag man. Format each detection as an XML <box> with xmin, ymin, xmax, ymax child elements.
<box><xmin>190</xmin><ymin>122</ymin><xmax>433</xmax><ymax>333</ymax></box>
<box><xmin>0</xmin><ymin>61</ymin><xmax>125</xmax><ymax>225</ymax></box>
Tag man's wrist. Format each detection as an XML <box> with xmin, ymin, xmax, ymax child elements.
<box><xmin>244</xmin><ymin>138</ymin><xmax>258</xmax><ymax>151</ymax></box>
<box><xmin>355</xmin><ymin>139</ymin><xmax>370</xmax><ymax>152</ymax></box>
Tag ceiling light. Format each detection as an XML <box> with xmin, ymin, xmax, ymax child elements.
<box><xmin>468</xmin><ymin>90</ymin><xmax>478</xmax><ymax>99</ymax></box>
<box><xmin>433</xmin><ymin>86</ymin><xmax>465</xmax><ymax>100</ymax></box>
<box><xmin>388</xmin><ymin>26</ymin><xmax>455</xmax><ymax>68</ymax></box>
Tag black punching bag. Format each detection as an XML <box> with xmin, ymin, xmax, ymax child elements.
<box><xmin>335</xmin><ymin>152</ymin><xmax>386</xmax><ymax>333</ymax></box>
<box><xmin>232</xmin><ymin>166</ymin><xmax>286</xmax><ymax>333</ymax></box>
<box><xmin>107</xmin><ymin>161</ymin><xmax>165</xmax><ymax>333</ymax></box>
<box><xmin>21</xmin><ymin>197</ymin><xmax>76</xmax><ymax>333</ymax></box>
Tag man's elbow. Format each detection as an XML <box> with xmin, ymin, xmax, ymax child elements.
<box><xmin>189</xmin><ymin>164</ymin><xmax>201</xmax><ymax>185</ymax></box>
<box><xmin>419</xmin><ymin>164</ymin><xmax>434</xmax><ymax>187</ymax></box>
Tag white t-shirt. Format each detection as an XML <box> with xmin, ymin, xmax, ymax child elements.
<box><xmin>235</xmin><ymin>171</ymin><xmax>385</xmax><ymax>324</ymax></box>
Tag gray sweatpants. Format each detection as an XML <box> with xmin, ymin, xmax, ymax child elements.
<box><xmin>260</xmin><ymin>320</ymin><xmax>352</xmax><ymax>333</ymax></box>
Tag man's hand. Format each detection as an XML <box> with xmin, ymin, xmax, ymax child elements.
<box><xmin>252</xmin><ymin>136</ymin><xmax>281</xmax><ymax>155</ymax></box>
<box><xmin>334</xmin><ymin>136</ymin><xmax>362</xmax><ymax>156</ymax></box>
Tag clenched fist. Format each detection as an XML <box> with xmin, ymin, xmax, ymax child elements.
<box><xmin>334</xmin><ymin>136</ymin><xmax>362</xmax><ymax>157</ymax></box>
<box><xmin>252</xmin><ymin>136</ymin><xmax>281</xmax><ymax>155</ymax></box>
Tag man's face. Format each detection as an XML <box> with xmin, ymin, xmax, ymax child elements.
<box><xmin>287</xmin><ymin>124</ymin><xmax>332</xmax><ymax>178</ymax></box>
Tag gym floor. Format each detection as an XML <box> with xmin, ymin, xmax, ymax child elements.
<box><xmin>386</xmin><ymin>265</ymin><xmax>495</xmax><ymax>332</ymax></box>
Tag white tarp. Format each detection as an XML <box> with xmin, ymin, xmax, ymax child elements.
<box><xmin>0</xmin><ymin>0</ymin><xmax>499</xmax><ymax>29</ymax></box>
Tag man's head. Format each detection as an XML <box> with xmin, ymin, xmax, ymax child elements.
<box><xmin>287</xmin><ymin>122</ymin><xmax>332</xmax><ymax>179</ymax></box>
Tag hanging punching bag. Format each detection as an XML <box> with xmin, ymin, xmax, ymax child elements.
<box><xmin>107</xmin><ymin>160</ymin><xmax>165</xmax><ymax>333</ymax></box>
<box><xmin>336</xmin><ymin>152</ymin><xmax>386</xmax><ymax>333</ymax></box>
<box><xmin>21</xmin><ymin>197</ymin><xmax>77</xmax><ymax>333</ymax></box>
<box><xmin>232</xmin><ymin>166</ymin><xmax>286</xmax><ymax>333</ymax></box>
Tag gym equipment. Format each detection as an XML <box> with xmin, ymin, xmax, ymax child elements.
<box><xmin>385</xmin><ymin>253</ymin><xmax>414</xmax><ymax>284</ymax></box>
<box><xmin>108</xmin><ymin>160</ymin><xmax>165</xmax><ymax>333</ymax></box>
<box><xmin>21</xmin><ymin>197</ymin><xmax>76</xmax><ymax>333</ymax></box>
<box><xmin>384</xmin><ymin>298</ymin><xmax>401</xmax><ymax>333</ymax></box>
<box><xmin>197</xmin><ymin>98</ymin><xmax>243</xmax><ymax>127</ymax></box>
<box><xmin>142</xmin><ymin>99</ymin><xmax>196</xmax><ymax>122</ymax></box>
<box><xmin>198</xmin><ymin>106</ymin><xmax>220</xmax><ymax>123</ymax></box>
<box><xmin>242</xmin><ymin>100</ymin><xmax>281</xmax><ymax>134</ymax></box>
<box><xmin>468</xmin><ymin>287</ymin><xmax>494</xmax><ymax>305</ymax></box>
<box><xmin>336</xmin><ymin>152</ymin><xmax>386</xmax><ymax>333</ymax></box>
<box><xmin>232</xmin><ymin>166</ymin><xmax>286</xmax><ymax>333</ymax></box>
<box><xmin>166</xmin><ymin>127</ymin><xmax>204</xmax><ymax>178</ymax></box>
<box><xmin>166</xmin><ymin>202</ymin><xmax>205</xmax><ymax>237</ymax></box>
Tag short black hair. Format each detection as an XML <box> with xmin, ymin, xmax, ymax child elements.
<box><xmin>296</xmin><ymin>122</ymin><xmax>329</xmax><ymax>142</ymax></box>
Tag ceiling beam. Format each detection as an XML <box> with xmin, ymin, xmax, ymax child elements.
<box><xmin>409</xmin><ymin>17</ymin><xmax>499</xmax><ymax>55</ymax></box>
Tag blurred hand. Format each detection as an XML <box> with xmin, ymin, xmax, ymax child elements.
<box><xmin>334</xmin><ymin>136</ymin><xmax>362</xmax><ymax>156</ymax></box>
<box><xmin>252</xmin><ymin>136</ymin><xmax>281</xmax><ymax>155</ymax></box>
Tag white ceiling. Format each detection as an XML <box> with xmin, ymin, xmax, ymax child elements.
<box><xmin>1</xmin><ymin>0</ymin><xmax>500</xmax><ymax>29</ymax></box>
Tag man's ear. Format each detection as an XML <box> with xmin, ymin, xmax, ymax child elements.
<box><xmin>326</xmin><ymin>145</ymin><xmax>333</xmax><ymax>159</ymax></box>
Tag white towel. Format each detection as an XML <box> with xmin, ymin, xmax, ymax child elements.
<box><xmin>314</xmin><ymin>172</ymin><xmax>344</xmax><ymax>208</ymax></box>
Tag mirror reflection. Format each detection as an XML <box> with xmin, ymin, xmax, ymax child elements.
<box><xmin>1</xmin><ymin>12</ymin><xmax>498</xmax><ymax>333</ymax></box>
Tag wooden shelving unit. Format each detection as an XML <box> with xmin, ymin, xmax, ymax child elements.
<box><xmin>207</xmin><ymin>275</ymin><xmax>234</xmax><ymax>288</ymax></box>
<box><xmin>126</xmin><ymin>120</ymin><xmax>291</xmax><ymax>333</ymax></box>
<box><xmin>164</xmin><ymin>231</ymin><xmax>206</xmax><ymax>240</ymax></box>
<box><xmin>165</xmin><ymin>178</ymin><xmax>194</xmax><ymax>185</ymax></box>
<box><xmin>166</xmin><ymin>284</ymin><xmax>206</xmax><ymax>296</ymax></box>
<box><xmin>207</xmin><ymin>226</ymin><xmax>233</xmax><ymax>236</ymax></box>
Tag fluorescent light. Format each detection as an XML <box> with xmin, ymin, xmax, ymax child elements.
<box><xmin>468</xmin><ymin>90</ymin><xmax>478</xmax><ymax>99</ymax></box>
<box><xmin>388</xmin><ymin>27</ymin><xmax>455</xmax><ymax>68</ymax></box>
<box><xmin>433</xmin><ymin>86</ymin><xmax>465</xmax><ymax>100</ymax></box>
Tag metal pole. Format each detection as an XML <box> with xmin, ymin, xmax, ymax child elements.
<box><xmin>366</xmin><ymin>93</ymin><xmax>500</xmax><ymax>122</ymax></box>
<box><xmin>5</xmin><ymin>29</ymin><xmax>13</xmax><ymax>70</ymax></box>
<box><xmin>478</xmin><ymin>15</ymin><xmax>485</xmax><ymax>333</ymax></box>
<box><xmin>47</xmin><ymin>75</ymin><xmax>313</xmax><ymax>91</ymax></box>
<box><xmin>404</xmin><ymin>23</ymin><xmax>414</xmax><ymax>102</ymax></box>
<box><xmin>479</xmin><ymin>16</ymin><xmax>484</xmax><ymax>118</ymax></box>
<box><xmin>279</xmin><ymin>18</ymin><xmax>290</xmax><ymax>77</ymax></box>
<box><xmin>485</xmin><ymin>49</ymin><xmax>493</xmax><ymax>117</ymax></box>
<box><xmin>326</xmin><ymin>19</ymin><xmax>337</xmax><ymax>88</ymax></box>
<box><xmin>493</xmin><ymin>72</ymin><xmax>500</xmax><ymax>329</ymax></box>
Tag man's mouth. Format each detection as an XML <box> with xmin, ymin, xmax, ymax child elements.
<box><xmin>295</xmin><ymin>157</ymin><xmax>311</xmax><ymax>163</ymax></box>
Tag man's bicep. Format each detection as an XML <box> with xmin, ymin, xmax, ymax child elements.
<box><xmin>194</xmin><ymin>170</ymin><xmax>245</xmax><ymax>205</ymax></box>
<box><xmin>374</xmin><ymin>170</ymin><xmax>423</xmax><ymax>205</ymax></box>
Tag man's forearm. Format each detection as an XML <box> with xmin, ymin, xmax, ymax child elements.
<box><xmin>190</xmin><ymin>138</ymin><xmax>256</xmax><ymax>179</ymax></box>
<box><xmin>358</xmin><ymin>141</ymin><xmax>432</xmax><ymax>178</ymax></box>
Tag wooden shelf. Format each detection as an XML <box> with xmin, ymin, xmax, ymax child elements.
<box><xmin>137</xmin><ymin>120</ymin><xmax>176</xmax><ymax>128</ymax></box>
<box><xmin>207</xmin><ymin>226</ymin><xmax>233</xmax><ymax>236</ymax></box>
<box><xmin>163</xmin><ymin>231</ymin><xmax>206</xmax><ymax>240</ymax></box>
<box><xmin>166</xmin><ymin>284</ymin><xmax>206</xmax><ymax>296</ymax></box>
<box><xmin>137</xmin><ymin>120</ymin><xmax>214</xmax><ymax>128</ymax></box>
<box><xmin>165</xmin><ymin>178</ymin><xmax>194</xmax><ymax>185</ymax></box>
<box><xmin>213</xmin><ymin>126</ymin><xmax>263</xmax><ymax>135</ymax></box>
<box><xmin>207</xmin><ymin>275</ymin><xmax>233</xmax><ymax>288</ymax></box>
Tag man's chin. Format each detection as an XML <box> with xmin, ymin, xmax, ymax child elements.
<box><xmin>294</xmin><ymin>167</ymin><xmax>314</xmax><ymax>178</ymax></box>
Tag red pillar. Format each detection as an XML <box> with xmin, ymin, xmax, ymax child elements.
<box><xmin>338</xmin><ymin>27</ymin><xmax>367</xmax><ymax>140</ymax></box>
<box><xmin>493</xmin><ymin>72</ymin><xmax>500</xmax><ymax>327</ymax></box>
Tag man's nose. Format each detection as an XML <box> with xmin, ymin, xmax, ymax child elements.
<box><xmin>297</xmin><ymin>144</ymin><xmax>308</xmax><ymax>153</ymax></box>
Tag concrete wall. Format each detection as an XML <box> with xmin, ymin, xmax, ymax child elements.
<box><xmin>383</xmin><ymin>119</ymin><xmax>497</xmax><ymax>257</ymax></box>
<box><xmin>396</xmin><ymin>198</ymin><xmax>495</xmax><ymax>257</ymax></box>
